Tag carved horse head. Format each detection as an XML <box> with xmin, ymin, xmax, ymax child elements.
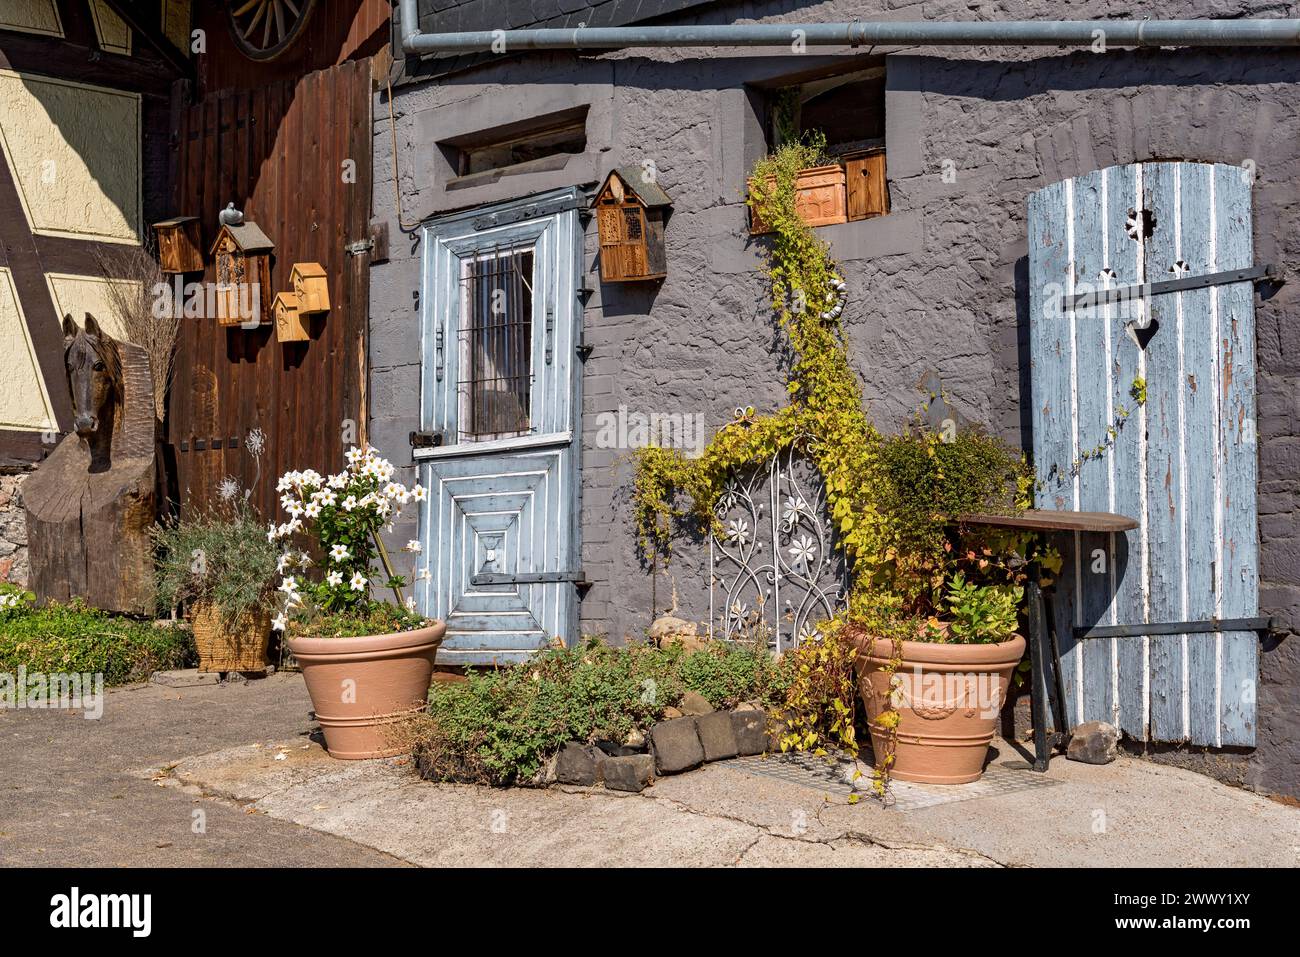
<box><xmin>62</xmin><ymin>313</ymin><xmax>122</xmax><ymax>441</ymax></box>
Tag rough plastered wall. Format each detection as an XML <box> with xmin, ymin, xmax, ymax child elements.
<box><xmin>371</xmin><ymin>0</ymin><xmax>1300</xmax><ymax>796</ymax></box>
<box><xmin>0</xmin><ymin>470</ymin><xmax>31</xmax><ymax>586</ymax></box>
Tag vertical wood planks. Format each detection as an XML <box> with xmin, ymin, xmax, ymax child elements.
<box><xmin>1028</xmin><ymin>179</ymin><xmax>1081</xmax><ymax>729</ymax></box>
<box><xmin>1029</xmin><ymin>161</ymin><xmax>1259</xmax><ymax>747</ymax></box>
<box><xmin>1214</xmin><ymin>163</ymin><xmax>1259</xmax><ymax>746</ymax></box>
<box><xmin>1142</xmin><ymin>162</ymin><xmax>1189</xmax><ymax>741</ymax></box>
<box><xmin>1104</xmin><ymin>163</ymin><xmax>1148</xmax><ymax>739</ymax></box>
<box><xmin>1070</xmin><ymin>169</ymin><xmax>1115</xmax><ymax>726</ymax></box>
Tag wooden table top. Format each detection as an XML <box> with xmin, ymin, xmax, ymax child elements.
<box><xmin>957</xmin><ymin>509</ymin><xmax>1139</xmax><ymax>533</ymax></box>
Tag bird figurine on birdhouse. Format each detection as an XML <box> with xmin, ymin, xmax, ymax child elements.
<box><xmin>594</xmin><ymin>167</ymin><xmax>671</xmax><ymax>283</ymax></box>
<box><xmin>152</xmin><ymin>216</ymin><xmax>203</xmax><ymax>274</ymax></box>
<box><xmin>291</xmin><ymin>263</ymin><xmax>330</xmax><ymax>316</ymax></box>
<box><xmin>210</xmin><ymin>220</ymin><xmax>273</xmax><ymax>327</ymax></box>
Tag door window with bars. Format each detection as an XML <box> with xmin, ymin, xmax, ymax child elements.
<box><xmin>457</xmin><ymin>246</ymin><xmax>535</xmax><ymax>441</ymax></box>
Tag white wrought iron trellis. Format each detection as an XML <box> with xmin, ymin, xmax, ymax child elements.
<box><xmin>708</xmin><ymin>439</ymin><xmax>849</xmax><ymax>653</ymax></box>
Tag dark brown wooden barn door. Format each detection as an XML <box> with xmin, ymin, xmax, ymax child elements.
<box><xmin>167</xmin><ymin>58</ymin><xmax>374</xmax><ymax>519</ymax></box>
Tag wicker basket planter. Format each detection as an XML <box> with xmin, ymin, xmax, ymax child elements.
<box><xmin>192</xmin><ymin>602</ymin><xmax>271</xmax><ymax>673</ymax></box>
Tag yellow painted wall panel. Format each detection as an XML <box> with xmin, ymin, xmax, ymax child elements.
<box><xmin>44</xmin><ymin>272</ymin><xmax>141</xmax><ymax>343</ymax></box>
<box><xmin>89</xmin><ymin>0</ymin><xmax>132</xmax><ymax>56</ymax></box>
<box><xmin>0</xmin><ymin>70</ymin><xmax>141</xmax><ymax>244</ymax></box>
<box><xmin>0</xmin><ymin>0</ymin><xmax>63</xmax><ymax>37</ymax></box>
<box><xmin>0</xmin><ymin>268</ymin><xmax>58</xmax><ymax>433</ymax></box>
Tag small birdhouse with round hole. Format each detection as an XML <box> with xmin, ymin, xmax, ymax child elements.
<box><xmin>211</xmin><ymin>221</ymin><xmax>273</xmax><ymax>327</ymax></box>
<box><xmin>594</xmin><ymin>168</ymin><xmax>670</xmax><ymax>283</ymax></box>
<box><xmin>274</xmin><ymin>291</ymin><xmax>309</xmax><ymax>343</ymax></box>
<box><xmin>152</xmin><ymin>216</ymin><xmax>203</xmax><ymax>274</ymax></box>
<box><xmin>291</xmin><ymin>262</ymin><xmax>330</xmax><ymax>315</ymax></box>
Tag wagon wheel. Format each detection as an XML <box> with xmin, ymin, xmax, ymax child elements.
<box><xmin>227</xmin><ymin>0</ymin><xmax>317</xmax><ymax>61</ymax></box>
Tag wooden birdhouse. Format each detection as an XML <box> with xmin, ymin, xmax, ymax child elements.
<box><xmin>152</xmin><ymin>216</ymin><xmax>203</xmax><ymax>274</ymax></box>
<box><xmin>291</xmin><ymin>262</ymin><xmax>330</xmax><ymax>315</ymax></box>
<box><xmin>210</xmin><ymin>222</ymin><xmax>273</xmax><ymax>327</ymax></box>
<box><xmin>594</xmin><ymin>168</ymin><xmax>670</xmax><ymax>283</ymax></box>
<box><xmin>273</xmin><ymin>291</ymin><xmax>309</xmax><ymax>343</ymax></box>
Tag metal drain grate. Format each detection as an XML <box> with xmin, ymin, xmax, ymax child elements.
<box><xmin>719</xmin><ymin>751</ymin><xmax>1064</xmax><ymax>811</ymax></box>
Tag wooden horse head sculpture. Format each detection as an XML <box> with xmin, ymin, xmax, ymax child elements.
<box><xmin>25</xmin><ymin>312</ymin><xmax>157</xmax><ymax>614</ymax></box>
<box><xmin>62</xmin><ymin>313</ymin><xmax>123</xmax><ymax>471</ymax></box>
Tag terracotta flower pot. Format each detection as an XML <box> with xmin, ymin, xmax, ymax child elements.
<box><xmin>847</xmin><ymin>630</ymin><xmax>1026</xmax><ymax>785</ymax></box>
<box><xmin>287</xmin><ymin>622</ymin><xmax>446</xmax><ymax>760</ymax></box>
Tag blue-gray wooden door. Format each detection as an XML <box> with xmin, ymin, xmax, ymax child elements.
<box><xmin>415</xmin><ymin>189</ymin><xmax>583</xmax><ymax>664</ymax></box>
<box><xmin>1028</xmin><ymin>162</ymin><xmax>1258</xmax><ymax>746</ymax></box>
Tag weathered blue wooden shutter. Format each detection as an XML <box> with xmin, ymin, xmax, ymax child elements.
<box><xmin>416</xmin><ymin>189</ymin><xmax>583</xmax><ymax>664</ymax></box>
<box><xmin>1028</xmin><ymin>162</ymin><xmax>1258</xmax><ymax>746</ymax></box>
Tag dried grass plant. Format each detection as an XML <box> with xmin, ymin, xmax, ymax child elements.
<box><xmin>93</xmin><ymin>239</ymin><xmax>178</xmax><ymax>425</ymax></box>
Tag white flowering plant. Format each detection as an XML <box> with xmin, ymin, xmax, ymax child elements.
<box><xmin>270</xmin><ymin>445</ymin><xmax>430</xmax><ymax>636</ymax></box>
<box><xmin>0</xmin><ymin>583</ymin><xmax>34</xmax><ymax>619</ymax></box>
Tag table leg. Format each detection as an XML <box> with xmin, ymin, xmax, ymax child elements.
<box><xmin>1026</xmin><ymin>581</ymin><xmax>1051</xmax><ymax>771</ymax></box>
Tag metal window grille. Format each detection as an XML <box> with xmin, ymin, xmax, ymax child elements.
<box><xmin>457</xmin><ymin>246</ymin><xmax>534</xmax><ymax>440</ymax></box>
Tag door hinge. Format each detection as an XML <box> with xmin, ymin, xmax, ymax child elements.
<box><xmin>472</xmin><ymin>570</ymin><xmax>590</xmax><ymax>588</ymax></box>
<box><xmin>410</xmin><ymin>430</ymin><xmax>445</xmax><ymax>450</ymax></box>
<box><xmin>1074</xmin><ymin>616</ymin><xmax>1276</xmax><ymax>640</ymax></box>
<box><xmin>1061</xmin><ymin>263</ymin><xmax>1280</xmax><ymax>311</ymax></box>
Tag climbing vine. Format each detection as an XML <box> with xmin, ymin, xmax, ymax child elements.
<box><xmin>630</xmin><ymin>135</ymin><xmax>1033</xmax><ymax>796</ymax></box>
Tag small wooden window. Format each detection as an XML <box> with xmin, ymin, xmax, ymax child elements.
<box><xmin>441</xmin><ymin>106</ymin><xmax>590</xmax><ymax>186</ymax></box>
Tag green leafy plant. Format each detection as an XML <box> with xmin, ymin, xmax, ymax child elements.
<box><xmin>412</xmin><ymin>638</ymin><xmax>790</xmax><ymax>786</ymax></box>
<box><xmin>152</xmin><ymin>500</ymin><xmax>280</xmax><ymax>624</ymax></box>
<box><xmin>0</xmin><ymin>599</ymin><xmax>194</xmax><ymax>685</ymax></box>
<box><xmin>941</xmin><ymin>573</ymin><xmax>1023</xmax><ymax>644</ymax></box>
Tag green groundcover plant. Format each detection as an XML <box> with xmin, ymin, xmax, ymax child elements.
<box><xmin>0</xmin><ymin>584</ymin><xmax>194</xmax><ymax>685</ymax></box>
<box><xmin>412</xmin><ymin>637</ymin><xmax>790</xmax><ymax>786</ymax></box>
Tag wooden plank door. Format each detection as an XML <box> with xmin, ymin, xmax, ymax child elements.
<box><xmin>1028</xmin><ymin>162</ymin><xmax>1259</xmax><ymax>746</ymax></box>
<box><xmin>415</xmin><ymin>189</ymin><xmax>583</xmax><ymax>664</ymax></box>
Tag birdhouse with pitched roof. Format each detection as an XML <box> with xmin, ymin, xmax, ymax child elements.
<box><xmin>211</xmin><ymin>221</ymin><xmax>273</xmax><ymax>327</ymax></box>
<box><xmin>594</xmin><ymin>168</ymin><xmax>670</xmax><ymax>283</ymax></box>
<box><xmin>274</xmin><ymin>291</ymin><xmax>309</xmax><ymax>343</ymax></box>
<box><xmin>291</xmin><ymin>262</ymin><xmax>330</xmax><ymax>315</ymax></box>
<box><xmin>152</xmin><ymin>216</ymin><xmax>203</xmax><ymax>274</ymax></box>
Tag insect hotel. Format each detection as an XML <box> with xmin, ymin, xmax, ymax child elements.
<box><xmin>594</xmin><ymin>168</ymin><xmax>671</xmax><ymax>283</ymax></box>
<box><xmin>211</xmin><ymin>222</ymin><xmax>274</xmax><ymax>327</ymax></box>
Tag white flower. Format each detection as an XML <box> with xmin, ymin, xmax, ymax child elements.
<box><xmin>329</xmin><ymin>544</ymin><xmax>350</xmax><ymax>562</ymax></box>
<box><xmin>314</xmin><ymin>489</ymin><xmax>337</xmax><ymax>507</ymax></box>
<box><xmin>327</xmin><ymin>473</ymin><xmax>348</xmax><ymax>490</ymax></box>
<box><xmin>341</xmin><ymin>495</ymin><xmax>357</xmax><ymax>512</ymax></box>
<box><xmin>272</xmin><ymin>613</ymin><xmax>287</xmax><ymax>632</ymax></box>
<box><xmin>345</xmin><ymin>446</ymin><xmax>364</xmax><ymax>465</ymax></box>
<box><xmin>303</xmin><ymin>502</ymin><xmax>322</xmax><ymax>519</ymax></box>
<box><xmin>276</xmin><ymin>474</ymin><xmax>293</xmax><ymax>493</ymax></box>
<box><xmin>411</xmin><ymin>484</ymin><xmax>427</xmax><ymax>502</ymax></box>
<box><xmin>218</xmin><ymin>477</ymin><xmax>240</xmax><ymax>501</ymax></box>
<box><xmin>286</xmin><ymin>501</ymin><xmax>303</xmax><ymax>518</ymax></box>
<box><xmin>280</xmin><ymin>493</ymin><xmax>297</xmax><ymax>511</ymax></box>
<box><xmin>298</xmin><ymin>552</ymin><xmax>312</xmax><ymax>568</ymax></box>
<box><xmin>374</xmin><ymin>497</ymin><xmax>391</xmax><ymax>516</ymax></box>
<box><xmin>383</xmin><ymin>482</ymin><xmax>403</xmax><ymax>499</ymax></box>
<box><xmin>405</xmin><ymin>596</ymin><xmax>416</xmax><ymax>612</ymax></box>
<box><xmin>245</xmin><ymin>428</ymin><xmax>266</xmax><ymax>456</ymax></box>
<box><xmin>349</xmin><ymin>571</ymin><xmax>367</xmax><ymax>591</ymax></box>
<box><xmin>788</xmin><ymin>535</ymin><xmax>816</xmax><ymax>566</ymax></box>
<box><xmin>404</xmin><ymin>540</ymin><xmax>422</xmax><ymax>554</ymax></box>
<box><xmin>726</xmin><ymin>519</ymin><xmax>750</xmax><ymax>546</ymax></box>
<box><xmin>326</xmin><ymin>570</ymin><xmax>343</xmax><ymax>587</ymax></box>
<box><xmin>266</xmin><ymin>524</ymin><xmax>279</xmax><ymax>543</ymax></box>
<box><xmin>300</xmin><ymin>469</ymin><xmax>322</xmax><ymax>488</ymax></box>
<box><xmin>276</xmin><ymin>553</ymin><xmax>293</xmax><ymax>573</ymax></box>
<box><xmin>279</xmin><ymin>576</ymin><xmax>297</xmax><ymax>594</ymax></box>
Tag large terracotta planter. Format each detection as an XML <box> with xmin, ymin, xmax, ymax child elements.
<box><xmin>848</xmin><ymin>630</ymin><xmax>1026</xmax><ymax>785</ymax></box>
<box><xmin>287</xmin><ymin>622</ymin><xmax>446</xmax><ymax>760</ymax></box>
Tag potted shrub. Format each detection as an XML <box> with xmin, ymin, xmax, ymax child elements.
<box><xmin>153</xmin><ymin>501</ymin><xmax>279</xmax><ymax>673</ymax></box>
<box><xmin>748</xmin><ymin>133</ymin><xmax>847</xmax><ymax>234</ymax></box>
<box><xmin>843</xmin><ymin>427</ymin><xmax>1042</xmax><ymax>785</ymax></box>
<box><xmin>270</xmin><ymin>446</ymin><xmax>445</xmax><ymax>760</ymax></box>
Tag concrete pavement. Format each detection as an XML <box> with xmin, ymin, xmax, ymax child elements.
<box><xmin>3</xmin><ymin>672</ymin><xmax>1297</xmax><ymax>867</ymax></box>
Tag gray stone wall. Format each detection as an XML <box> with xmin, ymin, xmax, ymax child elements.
<box><xmin>0</xmin><ymin>470</ymin><xmax>30</xmax><ymax>587</ymax></box>
<box><xmin>370</xmin><ymin>0</ymin><xmax>1300</xmax><ymax>795</ymax></box>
